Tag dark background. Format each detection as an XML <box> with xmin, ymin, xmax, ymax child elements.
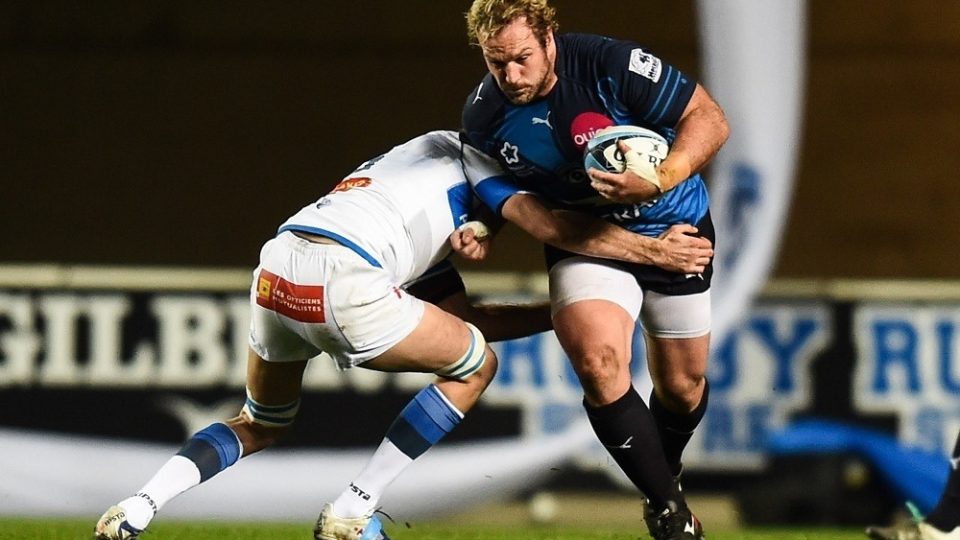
<box><xmin>3</xmin><ymin>1</ymin><xmax>959</xmax><ymax>277</ymax></box>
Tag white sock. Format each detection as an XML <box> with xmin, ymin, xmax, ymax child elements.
<box><xmin>331</xmin><ymin>385</ymin><xmax>464</xmax><ymax>519</ymax></box>
<box><xmin>119</xmin><ymin>455</ymin><xmax>201</xmax><ymax>529</ymax></box>
<box><xmin>331</xmin><ymin>439</ymin><xmax>410</xmax><ymax>518</ymax></box>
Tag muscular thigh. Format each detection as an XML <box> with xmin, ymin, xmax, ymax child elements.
<box><xmin>245</xmin><ymin>347</ymin><xmax>309</xmax><ymax>405</ymax></box>
<box><xmin>645</xmin><ymin>333</ymin><xmax>710</xmax><ymax>388</ymax></box>
<box><xmin>549</xmin><ymin>256</ymin><xmax>644</xmax><ymax>320</ymax></box>
<box><xmin>641</xmin><ymin>290</ymin><xmax>711</xmax><ymax>393</ymax></box>
<box><xmin>364</xmin><ymin>302</ymin><xmax>476</xmax><ymax>373</ymax></box>
<box><xmin>639</xmin><ymin>289</ymin><xmax>710</xmax><ymax>339</ymax></box>
<box><xmin>549</xmin><ymin>256</ymin><xmax>640</xmax><ymax>367</ymax></box>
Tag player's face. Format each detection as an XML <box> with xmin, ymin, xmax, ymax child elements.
<box><xmin>480</xmin><ymin>17</ymin><xmax>557</xmax><ymax>105</ymax></box>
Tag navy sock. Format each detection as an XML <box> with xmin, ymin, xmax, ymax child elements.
<box><xmin>650</xmin><ymin>379</ymin><xmax>710</xmax><ymax>477</ymax></box>
<box><xmin>584</xmin><ymin>386</ymin><xmax>681</xmax><ymax>511</ymax></box>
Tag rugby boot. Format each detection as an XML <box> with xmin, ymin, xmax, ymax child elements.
<box><xmin>647</xmin><ymin>500</ymin><xmax>704</xmax><ymax>540</ymax></box>
<box><xmin>93</xmin><ymin>505</ymin><xmax>143</xmax><ymax>540</ymax></box>
<box><xmin>314</xmin><ymin>503</ymin><xmax>390</xmax><ymax>540</ymax></box>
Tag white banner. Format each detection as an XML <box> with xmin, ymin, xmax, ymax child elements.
<box><xmin>696</xmin><ymin>0</ymin><xmax>807</xmax><ymax>341</ymax></box>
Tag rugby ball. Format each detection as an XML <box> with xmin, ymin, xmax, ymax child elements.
<box><xmin>583</xmin><ymin>125</ymin><xmax>669</xmax><ymax>177</ymax></box>
<box><xmin>458</xmin><ymin>220</ymin><xmax>490</xmax><ymax>241</ymax></box>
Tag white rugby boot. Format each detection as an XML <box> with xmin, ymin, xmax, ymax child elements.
<box><xmin>93</xmin><ymin>505</ymin><xmax>144</xmax><ymax>540</ymax></box>
<box><xmin>314</xmin><ymin>502</ymin><xmax>390</xmax><ymax>540</ymax></box>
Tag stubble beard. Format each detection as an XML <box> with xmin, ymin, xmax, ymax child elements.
<box><xmin>504</xmin><ymin>71</ymin><xmax>549</xmax><ymax>105</ymax></box>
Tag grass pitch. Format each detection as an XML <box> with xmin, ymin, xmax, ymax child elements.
<box><xmin>0</xmin><ymin>517</ymin><xmax>868</xmax><ymax>540</ymax></box>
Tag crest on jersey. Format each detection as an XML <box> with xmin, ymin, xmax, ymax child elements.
<box><xmin>629</xmin><ymin>49</ymin><xmax>662</xmax><ymax>83</ymax></box>
<box><xmin>500</xmin><ymin>141</ymin><xmax>520</xmax><ymax>164</ymax></box>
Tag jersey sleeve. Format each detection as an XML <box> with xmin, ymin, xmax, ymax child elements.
<box><xmin>600</xmin><ymin>40</ymin><xmax>698</xmax><ymax>129</ymax></box>
<box><xmin>459</xmin><ymin>135</ymin><xmax>523</xmax><ymax>215</ymax></box>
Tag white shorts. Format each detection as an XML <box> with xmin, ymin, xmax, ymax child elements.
<box><xmin>248</xmin><ymin>232</ymin><xmax>425</xmax><ymax>368</ymax></box>
<box><xmin>548</xmin><ymin>256</ymin><xmax>711</xmax><ymax>339</ymax></box>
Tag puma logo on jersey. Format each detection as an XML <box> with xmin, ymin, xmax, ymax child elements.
<box><xmin>531</xmin><ymin>111</ymin><xmax>553</xmax><ymax>130</ymax></box>
<box><xmin>473</xmin><ymin>83</ymin><xmax>484</xmax><ymax>104</ymax></box>
<box><xmin>684</xmin><ymin>517</ymin><xmax>697</xmax><ymax>535</ymax></box>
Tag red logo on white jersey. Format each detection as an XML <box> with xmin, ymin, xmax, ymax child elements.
<box><xmin>570</xmin><ymin>112</ymin><xmax>614</xmax><ymax>150</ymax></box>
<box><xmin>331</xmin><ymin>177</ymin><xmax>372</xmax><ymax>193</ymax></box>
<box><xmin>256</xmin><ymin>269</ymin><xmax>325</xmax><ymax>323</ymax></box>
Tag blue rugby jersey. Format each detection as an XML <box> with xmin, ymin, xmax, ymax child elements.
<box><xmin>462</xmin><ymin>33</ymin><xmax>709</xmax><ymax>237</ymax></box>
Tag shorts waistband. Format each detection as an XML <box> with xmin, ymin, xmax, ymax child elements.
<box><xmin>277</xmin><ymin>226</ymin><xmax>383</xmax><ymax>268</ymax></box>
<box><xmin>290</xmin><ymin>231</ymin><xmax>342</xmax><ymax>246</ymax></box>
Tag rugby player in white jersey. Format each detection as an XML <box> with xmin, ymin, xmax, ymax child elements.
<box><xmin>94</xmin><ymin>130</ymin><xmax>713</xmax><ymax>540</ymax></box>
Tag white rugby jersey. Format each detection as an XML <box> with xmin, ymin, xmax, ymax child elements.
<box><xmin>278</xmin><ymin>130</ymin><xmax>503</xmax><ymax>285</ymax></box>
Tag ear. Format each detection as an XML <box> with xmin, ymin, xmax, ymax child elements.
<box><xmin>542</xmin><ymin>28</ymin><xmax>558</xmax><ymax>56</ymax></box>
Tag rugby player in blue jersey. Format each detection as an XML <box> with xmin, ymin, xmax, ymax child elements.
<box><xmin>461</xmin><ymin>1</ymin><xmax>729</xmax><ymax>538</ymax></box>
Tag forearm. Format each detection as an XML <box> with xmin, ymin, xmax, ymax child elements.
<box><xmin>546</xmin><ymin>209</ymin><xmax>662</xmax><ymax>265</ymax></box>
<box><xmin>465</xmin><ymin>302</ymin><xmax>552</xmax><ymax>342</ymax></box>
<box><xmin>658</xmin><ymin>86</ymin><xmax>730</xmax><ymax>192</ymax></box>
<box><xmin>502</xmin><ymin>194</ymin><xmax>662</xmax><ymax>265</ymax></box>
<box><xmin>434</xmin><ymin>290</ymin><xmax>552</xmax><ymax>342</ymax></box>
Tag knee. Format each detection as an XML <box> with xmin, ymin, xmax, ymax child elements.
<box><xmin>462</xmin><ymin>346</ymin><xmax>498</xmax><ymax>391</ymax></box>
<box><xmin>437</xmin><ymin>322</ymin><xmax>494</xmax><ymax>383</ymax></box>
<box><xmin>229</xmin><ymin>393</ymin><xmax>300</xmax><ymax>454</ymax></box>
<box><xmin>657</xmin><ymin>373</ymin><xmax>706</xmax><ymax>412</ymax></box>
<box><xmin>479</xmin><ymin>346</ymin><xmax>498</xmax><ymax>381</ymax></box>
<box><xmin>572</xmin><ymin>345</ymin><xmax>627</xmax><ymax>397</ymax></box>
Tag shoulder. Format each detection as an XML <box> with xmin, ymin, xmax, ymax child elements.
<box><xmin>556</xmin><ymin>32</ymin><xmax>651</xmax><ymax>83</ymax></box>
<box><xmin>557</xmin><ymin>33</ymin><xmax>618</xmax><ymax>56</ymax></box>
<box><xmin>462</xmin><ymin>73</ymin><xmax>506</xmax><ymax>148</ymax></box>
<box><xmin>462</xmin><ymin>73</ymin><xmax>505</xmax><ymax>127</ymax></box>
<box><xmin>407</xmin><ymin>130</ymin><xmax>462</xmax><ymax>157</ymax></box>
<box><xmin>557</xmin><ymin>33</ymin><xmax>638</xmax><ymax>65</ymax></box>
<box><xmin>565</xmin><ymin>33</ymin><xmax>690</xmax><ymax>93</ymax></box>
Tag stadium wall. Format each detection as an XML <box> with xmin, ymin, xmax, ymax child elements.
<box><xmin>2</xmin><ymin>1</ymin><xmax>960</xmax><ymax>278</ymax></box>
<box><xmin>3</xmin><ymin>264</ymin><xmax>958</xmax><ymax>456</ymax></box>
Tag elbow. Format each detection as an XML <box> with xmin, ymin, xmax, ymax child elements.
<box><xmin>524</xmin><ymin>220</ymin><xmax>566</xmax><ymax>248</ymax></box>
<box><xmin>540</xmin><ymin>228</ymin><xmax>567</xmax><ymax>249</ymax></box>
<box><xmin>715</xmin><ymin>106</ymin><xmax>731</xmax><ymax>146</ymax></box>
<box><xmin>718</xmin><ymin>117</ymin><xmax>731</xmax><ymax>147</ymax></box>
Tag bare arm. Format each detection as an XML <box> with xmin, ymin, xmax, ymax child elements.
<box><xmin>499</xmin><ymin>193</ymin><xmax>713</xmax><ymax>273</ymax></box>
<box><xmin>588</xmin><ymin>84</ymin><xmax>730</xmax><ymax>203</ymax></box>
<box><xmin>657</xmin><ymin>84</ymin><xmax>730</xmax><ymax>191</ymax></box>
<box><xmin>434</xmin><ymin>290</ymin><xmax>552</xmax><ymax>342</ymax></box>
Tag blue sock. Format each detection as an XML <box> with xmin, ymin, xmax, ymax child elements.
<box><xmin>176</xmin><ymin>422</ymin><xmax>243</xmax><ymax>482</ymax></box>
<box><xmin>385</xmin><ymin>385</ymin><xmax>462</xmax><ymax>459</ymax></box>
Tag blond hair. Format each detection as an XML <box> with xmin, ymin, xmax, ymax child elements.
<box><xmin>466</xmin><ymin>0</ymin><xmax>559</xmax><ymax>47</ymax></box>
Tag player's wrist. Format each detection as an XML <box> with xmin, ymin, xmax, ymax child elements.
<box><xmin>639</xmin><ymin>235</ymin><xmax>664</xmax><ymax>265</ymax></box>
<box><xmin>657</xmin><ymin>151</ymin><xmax>693</xmax><ymax>192</ymax></box>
